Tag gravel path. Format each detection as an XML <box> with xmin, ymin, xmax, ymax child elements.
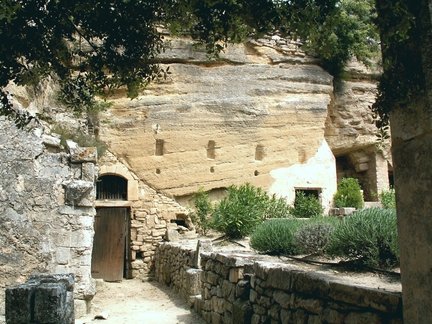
<box><xmin>76</xmin><ymin>278</ymin><xmax>206</xmax><ymax>324</ymax></box>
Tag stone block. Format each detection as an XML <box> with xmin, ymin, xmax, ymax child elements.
<box><xmin>266</xmin><ymin>265</ymin><xmax>299</xmax><ymax>291</ymax></box>
<box><xmin>74</xmin><ymin>299</ymin><xmax>88</xmax><ymax>319</ymax></box>
<box><xmin>321</xmin><ymin>307</ymin><xmax>345</xmax><ymax>324</ymax></box>
<box><xmin>67</xmin><ymin>140</ymin><xmax>97</xmax><ymax>163</ymax></box>
<box><xmin>211</xmin><ymin>296</ymin><xmax>225</xmax><ymax>314</ymax></box>
<box><xmin>128</xmin><ymin>180</ymin><xmax>139</xmax><ymax>201</ymax></box>
<box><xmin>166</xmin><ymin>228</ymin><xmax>179</xmax><ymax>242</ymax></box>
<box><xmin>194</xmin><ymin>295</ymin><xmax>204</xmax><ymax>315</ymax></box>
<box><xmin>273</xmin><ymin>290</ymin><xmax>294</xmax><ymax>309</ymax></box>
<box><xmin>207</xmin><ymin>271</ymin><xmax>219</xmax><ymax>285</ymax></box>
<box><xmin>81</xmin><ymin>163</ymin><xmax>95</xmax><ymax>182</ymax></box>
<box><xmin>268</xmin><ymin>303</ymin><xmax>281</xmax><ymax>321</ymax></box>
<box><xmin>5</xmin><ymin>282</ymin><xmax>38</xmax><ymax>324</ymax></box>
<box><xmin>292</xmin><ymin>271</ymin><xmax>330</xmax><ymax>298</ymax></box>
<box><xmin>185</xmin><ymin>269</ymin><xmax>202</xmax><ymax>295</ymax></box>
<box><xmin>344</xmin><ymin>312</ymin><xmax>382</xmax><ymax>324</ymax></box>
<box><xmin>251</xmin><ymin>314</ymin><xmax>261</xmax><ymax>324</ymax></box>
<box><xmin>295</xmin><ymin>297</ymin><xmax>323</xmax><ymax>314</ymax></box>
<box><xmin>229</xmin><ymin>267</ymin><xmax>244</xmax><ymax>283</ymax></box>
<box><xmin>236</xmin><ymin>279</ymin><xmax>251</xmax><ymax>299</ymax></box>
<box><xmin>6</xmin><ymin>274</ymin><xmax>74</xmax><ymax>324</ymax></box>
<box><xmin>292</xmin><ymin>309</ymin><xmax>307</xmax><ymax>324</ymax></box>
<box><xmin>339</xmin><ymin>207</ymin><xmax>356</xmax><ymax>215</ymax></box>
<box><xmin>232</xmin><ymin>299</ymin><xmax>253</xmax><ymax>324</ymax></box>
<box><xmin>252</xmin><ymin>303</ymin><xmax>266</xmax><ymax>315</ymax></box>
<box><xmin>34</xmin><ymin>283</ymin><xmax>67</xmax><ymax>323</ymax></box>
<box><xmin>280</xmin><ymin>309</ymin><xmax>292</xmax><ymax>324</ymax></box>
<box><xmin>211</xmin><ymin>312</ymin><xmax>222</xmax><ymax>324</ymax></box>
<box><xmin>64</xmin><ymin>180</ymin><xmax>94</xmax><ymax>206</ymax></box>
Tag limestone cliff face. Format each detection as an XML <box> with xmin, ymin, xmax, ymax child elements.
<box><xmin>325</xmin><ymin>60</ymin><xmax>381</xmax><ymax>156</ymax></box>
<box><xmin>99</xmin><ymin>37</ymin><xmax>336</xmax><ymax>203</ymax></box>
<box><xmin>5</xmin><ymin>36</ymin><xmax>387</xmax><ymax>204</ymax></box>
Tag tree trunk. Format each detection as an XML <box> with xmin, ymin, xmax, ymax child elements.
<box><xmin>376</xmin><ymin>0</ymin><xmax>432</xmax><ymax>322</ymax></box>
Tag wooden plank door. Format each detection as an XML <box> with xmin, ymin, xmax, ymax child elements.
<box><xmin>91</xmin><ymin>208</ymin><xmax>127</xmax><ymax>282</ymax></box>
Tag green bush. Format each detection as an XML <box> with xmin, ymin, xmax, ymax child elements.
<box><xmin>52</xmin><ymin>124</ymin><xmax>108</xmax><ymax>158</ymax></box>
<box><xmin>250</xmin><ymin>219</ymin><xmax>303</xmax><ymax>255</ymax></box>
<box><xmin>263</xmin><ymin>194</ymin><xmax>292</xmax><ymax>219</ymax></box>
<box><xmin>334</xmin><ymin>178</ymin><xmax>364</xmax><ymax>209</ymax></box>
<box><xmin>211</xmin><ymin>184</ymin><xmax>293</xmax><ymax>238</ymax></box>
<box><xmin>289</xmin><ymin>191</ymin><xmax>324</xmax><ymax>218</ymax></box>
<box><xmin>326</xmin><ymin>208</ymin><xmax>399</xmax><ymax>268</ymax></box>
<box><xmin>294</xmin><ymin>217</ymin><xmax>339</xmax><ymax>254</ymax></box>
<box><xmin>211</xmin><ymin>183</ymin><xmax>269</xmax><ymax>238</ymax></box>
<box><xmin>379</xmin><ymin>188</ymin><xmax>396</xmax><ymax>209</ymax></box>
<box><xmin>190</xmin><ymin>188</ymin><xmax>214</xmax><ymax>235</ymax></box>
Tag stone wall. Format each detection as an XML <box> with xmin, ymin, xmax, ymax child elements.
<box><xmin>155</xmin><ymin>242</ymin><xmax>403</xmax><ymax>324</ymax></box>
<box><xmin>0</xmin><ymin>117</ymin><xmax>97</xmax><ymax>321</ymax></box>
<box><xmin>97</xmin><ymin>152</ymin><xmax>195</xmax><ymax>278</ymax></box>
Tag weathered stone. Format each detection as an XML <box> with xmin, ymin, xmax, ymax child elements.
<box><xmin>268</xmin><ymin>304</ymin><xmax>281</xmax><ymax>321</ymax></box>
<box><xmin>344</xmin><ymin>312</ymin><xmax>382</xmax><ymax>324</ymax></box>
<box><xmin>273</xmin><ymin>290</ymin><xmax>294</xmax><ymax>309</ymax></box>
<box><xmin>67</xmin><ymin>140</ymin><xmax>97</xmax><ymax>163</ymax></box>
<box><xmin>34</xmin><ymin>283</ymin><xmax>67</xmax><ymax>323</ymax></box>
<box><xmin>165</xmin><ymin>228</ymin><xmax>180</xmax><ymax>242</ymax></box>
<box><xmin>5</xmin><ymin>283</ymin><xmax>38</xmax><ymax>324</ymax></box>
<box><xmin>185</xmin><ymin>269</ymin><xmax>202</xmax><ymax>295</ymax></box>
<box><xmin>280</xmin><ymin>309</ymin><xmax>292</xmax><ymax>324</ymax></box>
<box><xmin>232</xmin><ymin>299</ymin><xmax>253</xmax><ymax>324</ymax></box>
<box><xmin>64</xmin><ymin>180</ymin><xmax>94</xmax><ymax>206</ymax></box>
<box><xmin>229</xmin><ymin>267</ymin><xmax>244</xmax><ymax>283</ymax></box>
<box><xmin>295</xmin><ymin>297</ymin><xmax>323</xmax><ymax>314</ymax></box>
<box><xmin>253</xmin><ymin>303</ymin><xmax>266</xmax><ymax>315</ymax></box>
<box><xmin>211</xmin><ymin>311</ymin><xmax>222</xmax><ymax>323</ymax></box>
<box><xmin>251</xmin><ymin>314</ymin><xmax>261</xmax><ymax>324</ymax></box>
<box><xmin>194</xmin><ymin>240</ymin><xmax>213</xmax><ymax>268</ymax></box>
<box><xmin>81</xmin><ymin>162</ymin><xmax>95</xmax><ymax>182</ymax></box>
<box><xmin>211</xmin><ymin>296</ymin><xmax>225</xmax><ymax>314</ymax></box>
<box><xmin>236</xmin><ymin>279</ymin><xmax>251</xmax><ymax>299</ymax></box>
<box><xmin>207</xmin><ymin>271</ymin><xmax>219</xmax><ymax>285</ymax></box>
<box><xmin>321</xmin><ymin>307</ymin><xmax>345</xmax><ymax>324</ymax></box>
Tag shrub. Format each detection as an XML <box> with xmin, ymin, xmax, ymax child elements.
<box><xmin>379</xmin><ymin>188</ymin><xmax>396</xmax><ymax>209</ymax></box>
<box><xmin>263</xmin><ymin>194</ymin><xmax>292</xmax><ymax>219</ymax></box>
<box><xmin>294</xmin><ymin>217</ymin><xmax>338</xmax><ymax>254</ymax></box>
<box><xmin>289</xmin><ymin>191</ymin><xmax>324</xmax><ymax>218</ymax></box>
<box><xmin>190</xmin><ymin>188</ymin><xmax>214</xmax><ymax>235</ymax></box>
<box><xmin>334</xmin><ymin>178</ymin><xmax>364</xmax><ymax>209</ymax></box>
<box><xmin>211</xmin><ymin>183</ymin><xmax>269</xmax><ymax>238</ymax></box>
<box><xmin>250</xmin><ymin>219</ymin><xmax>303</xmax><ymax>255</ymax></box>
<box><xmin>52</xmin><ymin>124</ymin><xmax>109</xmax><ymax>158</ymax></box>
<box><xmin>326</xmin><ymin>208</ymin><xmax>399</xmax><ymax>268</ymax></box>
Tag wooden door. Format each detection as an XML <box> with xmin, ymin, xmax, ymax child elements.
<box><xmin>91</xmin><ymin>208</ymin><xmax>127</xmax><ymax>282</ymax></box>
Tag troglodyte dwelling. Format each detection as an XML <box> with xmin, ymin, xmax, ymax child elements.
<box><xmin>0</xmin><ymin>35</ymin><xmax>390</xmax><ymax>317</ymax></box>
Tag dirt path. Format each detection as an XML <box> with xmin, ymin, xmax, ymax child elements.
<box><xmin>75</xmin><ymin>278</ymin><xmax>206</xmax><ymax>324</ymax></box>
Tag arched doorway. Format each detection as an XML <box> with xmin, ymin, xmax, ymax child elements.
<box><xmin>92</xmin><ymin>175</ymin><xmax>129</xmax><ymax>282</ymax></box>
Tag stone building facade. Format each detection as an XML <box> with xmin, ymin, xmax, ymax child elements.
<box><xmin>0</xmin><ymin>118</ymin><xmax>97</xmax><ymax>320</ymax></box>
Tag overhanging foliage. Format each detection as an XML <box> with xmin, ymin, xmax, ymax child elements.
<box><xmin>1</xmin><ymin>0</ymin><xmax>379</xmax><ymax>126</ymax></box>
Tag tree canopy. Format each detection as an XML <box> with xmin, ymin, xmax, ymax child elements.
<box><xmin>0</xmin><ymin>0</ymin><xmax>379</xmax><ymax>126</ymax></box>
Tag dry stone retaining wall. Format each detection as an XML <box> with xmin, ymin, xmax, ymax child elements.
<box><xmin>155</xmin><ymin>242</ymin><xmax>403</xmax><ymax>324</ymax></box>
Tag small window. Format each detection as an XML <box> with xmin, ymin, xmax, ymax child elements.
<box><xmin>294</xmin><ymin>188</ymin><xmax>321</xmax><ymax>204</ymax></box>
<box><xmin>155</xmin><ymin>139</ymin><xmax>164</xmax><ymax>156</ymax></box>
<box><xmin>255</xmin><ymin>145</ymin><xmax>265</xmax><ymax>161</ymax></box>
<box><xmin>97</xmin><ymin>175</ymin><xmax>127</xmax><ymax>200</ymax></box>
<box><xmin>207</xmin><ymin>140</ymin><xmax>216</xmax><ymax>159</ymax></box>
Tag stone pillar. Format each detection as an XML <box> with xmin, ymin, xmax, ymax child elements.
<box><xmin>6</xmin><ymin>274</ymin><xmax>75</xmax><ymax>324</ymax></box>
